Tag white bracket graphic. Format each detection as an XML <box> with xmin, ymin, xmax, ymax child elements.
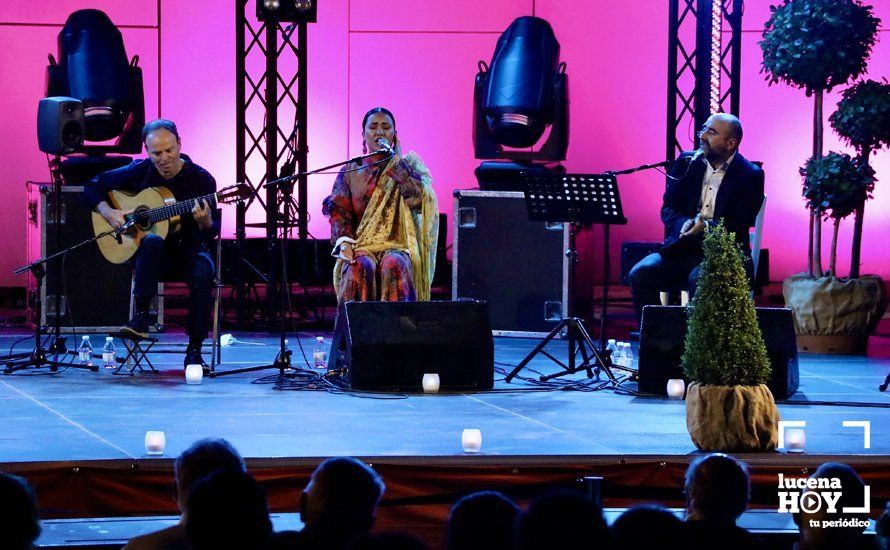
<box><xmin>842</xmin><ymin>421</ymin><xmax>871</xmax><ymax>449</ymax></box>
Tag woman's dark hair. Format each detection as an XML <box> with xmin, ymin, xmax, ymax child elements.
<box><xmin>361</xmin><ymin>107</ymin><xmax>396</xmax><ymax>130</ymax></box>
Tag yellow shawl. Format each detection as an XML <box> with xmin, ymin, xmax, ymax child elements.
<box><xmin>333</xmin><ymin>152</ymin><xmax>438</xmax><ymax>301</ymax></box>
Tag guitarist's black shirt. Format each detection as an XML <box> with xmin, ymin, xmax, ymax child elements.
<box><xmin>84</xmin><ymin>154</ymin><xmax>220</xmax><ymax>255</ymax></box>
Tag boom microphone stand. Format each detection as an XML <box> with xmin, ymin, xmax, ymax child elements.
<box><xmin>210</xmin><ymin>143</ymin><xmax>394</xmax><ymax>377</ymax></box>
<box><xmin>3</xmin><ymin>222</ymin><xmax>133</xmax><ymax>374</ymax></box>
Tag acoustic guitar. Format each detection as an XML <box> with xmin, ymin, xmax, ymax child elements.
<box><xmin>92</xmin><ymin>184</ymin><xmax>250</xmax><ymax>264</ymax></box>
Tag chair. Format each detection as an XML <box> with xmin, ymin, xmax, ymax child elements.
<box><xmin>126</xmin><ymin>215</ymin><xmax>224</xmax><ymax>371</ymax></box>
<box><xmin>750</xmin><ymin>194</ymin><xmax>767</xmax><ymax>280</ymax></box>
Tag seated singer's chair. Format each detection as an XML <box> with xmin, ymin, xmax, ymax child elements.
<box><xmin>659</xmin><ymin>194</ymin><xmax>767</xmax><ymax>305</ymax></box>
<box><xmin>128</xmin><ymin>213</ymin><xmax>224</xmax><ymax>370</ymax></box>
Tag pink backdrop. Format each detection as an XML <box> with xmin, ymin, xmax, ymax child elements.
<box><xmin>0</xmin><ymin>1</ymin><xmax>887</xmax><ymax>288</ymax></box>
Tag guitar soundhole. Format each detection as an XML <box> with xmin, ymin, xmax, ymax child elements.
<box><xmin>133</xmin><ymin>206</ymin><xmax>151</xmax><ymax>230</ymax></box>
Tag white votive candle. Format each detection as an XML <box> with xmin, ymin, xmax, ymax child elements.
<box><xmin>666</xmin><ymin>378</ymin><xmax>686</xmax><ymax>399</ymax></box>
<box><xmin>461</xmin><ymin>429</ymin><xmax>482</xmax><ymax>453</ymax></box>
<box><xmin>185</xmin><ymin>364</ymin><xmax>203</xmax><ymax>385</ymax></box>
<box><xmin>422</xmin><ymin>373</ymin><xmax>440</xmax><ymax>394</ymax></box>
<box><xmin>144</xmin><ymin>431</ymin><xmax>166</xmax><ymax>455</ymax></box>
<box><xmin>785</xmin><ymin>428</ymin><xmax>806</xmax><ymax>452</ymax></box>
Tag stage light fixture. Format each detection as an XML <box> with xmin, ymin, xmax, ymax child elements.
<box><xmin>42</xmin><ymin>9</ymin><xmax>145</xmax><ymax>155</ymax></box>
<box><xmin>473</xmin><ymin>16</ymin><xmax>569</xmax><ymax>163</ymax></box>
<box><xmin>256</xmin><ymin>0</ymin><xmax>317</xmax><ymax>23</ymax></box>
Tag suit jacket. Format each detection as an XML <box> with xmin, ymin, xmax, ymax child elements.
<box><xmin>660</xmin><ymin>151</ymin><xmax>764</xmax><ymax>255</ymax></box>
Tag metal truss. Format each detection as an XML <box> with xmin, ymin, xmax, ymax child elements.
<box><xmin>666</xmin><ymin>0</ymin><xmax>743</xmax><ymax>159</ymax></box>
<box><xmin>234</xmin><ymin>0</ymin><xmax>309</xmax><ymax>325</ymax></box>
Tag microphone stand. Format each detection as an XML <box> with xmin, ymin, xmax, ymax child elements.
<box><xmin>586</xmin><ymin>156</ymin><xmax>687</xmax><ymax>356</ymax></box>
<box><xmin>210</xmin><ymin>147</ymin><xmax>394</xmax><ymax>378</ymax></box>
<box><xmin>604</xmin><ymin>158</ymin><xmax>674</xmax><ymax>176</ymax></box>
<box><xmin>3</xmin><ymin>223</ymin><xmax>133</xmax><ymax>374</ymax></box>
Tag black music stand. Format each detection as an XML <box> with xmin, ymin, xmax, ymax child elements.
<box><xmin>504</xmin><ymin>172</ymin><xmax>629</xmax><ymax>384</ymax></box>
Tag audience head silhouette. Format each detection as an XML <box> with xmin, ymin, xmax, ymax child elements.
<box><xmin>0</xmin><ymin>472</ymin><xmax>41</xmax><ymax>550</ymax></box>
<box><xmin>447</xmin><ymin>490</ymin><xmax>519</xmax><ymax>550</ymax></box>
<box><xmin>877</xmin><ymin>500</ymin><xmax>890</xmax><ymax>550</ymax></box>
<box><xmin>175</xmin><ymin>437</ymin><xmax>246</xmax><ymax>513</ymax></box>
<box><xmin>517</xmin><ymin>489</ymin><xmax>610</xmax><ymax>550</ymax></box>
<box><xmin>300</xmin><ymin>457</ymin><xmax>385</xmax><ymax>547</ymax></box>
<box><xmin>794</xmin><ymin>462</ymin><xmax>870</xmax><ymax>550</ymax></box>
<box><xmin>685</xmin><ymin>453</ymin><xmax>750</xmax><ymax>523</ymax></box>
<box><xmin>346</xmin><ymin>531</ymin><xmax>427</xmax><ymax>550</ymax></box>
<box><xmin>186</xmin><ymin>469</ymin><xmax>272</xmax><ymax>550</ymax></box>
<box><xmin>612</xmin><ymin>504</ymin><xmax>685</xmax><ymax>549</ymax></box>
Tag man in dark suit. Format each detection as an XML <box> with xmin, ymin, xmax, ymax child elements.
<box><xmin>629</xmin><ymin>113</ymin><xmax>764</xmax><ymax>321</ymax></box>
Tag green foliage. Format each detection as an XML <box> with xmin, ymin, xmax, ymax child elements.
<box><xmin>830</xmin><ymin>79</ymin><xmax>890</xmax><ymax>154</ymax></box>
<box><xmin>682</xmin><ymin>224</ymin><xmax>771</xmax><ymax>386</ymax></box>
<box><xmin>800</xmin><ymin>152</ymin><xmax>876</xmax><ymax>220</ymax></box>
<box><xmin>760</xmin><ymin>0</ymin><xmax>879</xmax><ymax>94</ymax></box>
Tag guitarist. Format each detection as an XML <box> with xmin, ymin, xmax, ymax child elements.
<box><xmin>83</xmin><ymin>119</ymin><xmax>219</xmax><ymax>369</ymax></box>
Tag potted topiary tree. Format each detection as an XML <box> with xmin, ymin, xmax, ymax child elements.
<box><xmin>829</xmin><ymin>79</ymin><xmax>890</xmax><ymax>277</ymax></box>
<box><xmin>760</xmin><ymin>0</ymin><xmax>881</xmax><ymax>353</ymax></box>
<box><xmin>786</xmin><ymin>153</ymin><xmax>884</xmax><ymax>352</ymax></box>
<box><xmin>683</xmin><ymin>223</ymin><xmax>779</xmax><ymax>452</ymax></box>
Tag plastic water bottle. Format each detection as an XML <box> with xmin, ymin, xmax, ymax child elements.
<box><xmin>102</xmin><ymin>337</ymin><xmax>116</xmax><ymax>369</ymax></box>
<box><xmin>612</xmin><ymin>342</ymin><xmax>625</xmax><ymax>367</ymax></box>
<box><xmin>624</xmin><ymin>342</ymin><xmax>634</xmax><ymax>369</ymax></box>
<box><xmin>605</xmin><ymin>339</ymin><xmax>618</xmax><ymax>364</ymax></box>
<box><xmin>313</xmin><ymin>336</ymin><xmax>327</xmax><ymax>370</ymax></box>
<box><xmin>78</xmin><ymin>335</ymin><xmax>93</xmax><ymax>366</ymax></box>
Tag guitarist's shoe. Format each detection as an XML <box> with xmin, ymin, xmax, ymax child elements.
<box><xmin>184</xmin><ymin>346</ymin><xmax>210</xmax><ymax>373</ymax></box>
<box><xmin>120</xmin><ymin>313</ymin><xmax>150</xmax><ymax>339</ymax></box>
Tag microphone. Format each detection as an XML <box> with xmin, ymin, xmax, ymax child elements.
<box><xmin>690</xmin><ymin>148</ymin><xmax>704</xmax><ymax>162</ymax></box>
<box><xmin>375</xmin><ymin>137</ymin><xmax>394</xmax><ymax>154</ymax></box>
<box><xmin>113</xmin><ymin>219</ymin><xmax>133</xmax><ymax>244</ymax></box>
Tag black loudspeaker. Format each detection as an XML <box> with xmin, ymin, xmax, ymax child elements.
<box><xmin>620</xmin><ymin>241</ymin><xmax>661</xmax><ymax>286</ymax></box>
<box><xmin>331</xmin><ymin>301</ymin><xmax>494</xmax><ymax>391</ymax></box>
<box><xmin>37</xmin><ymin>97</ymin><xmax>84</xmax><ymax>155</ymax></box>
<box><xmin>638</xmin><ymin>306</ymin><xmax>799</xmax><ymax>399</ymax></box>
<box><xmin>453</xmin><ymin>190</ymin><xmax>568</xmax><ymax>336</ymax></box>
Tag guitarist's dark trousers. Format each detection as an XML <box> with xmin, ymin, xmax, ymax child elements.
<box><xmin>133</xmin><ymin>234</ymin><xmax>214</xmax><ymax>341</ymax></box>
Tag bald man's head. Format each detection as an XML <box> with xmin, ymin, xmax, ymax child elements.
<box><xmin>710</xmin><ymin>113</ymin><xmax>743</xmax><ymax>142</ymax></box>
<box><xmin>699</xmin><ymin>113</ymin><xmax>743</xmax><ymax>162</ymax></box>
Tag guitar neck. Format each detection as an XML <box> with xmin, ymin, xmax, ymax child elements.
<box><xmin>147</xmin><ymin>192</ymin><xmax>217</xmax><ymax>224</ymax></box>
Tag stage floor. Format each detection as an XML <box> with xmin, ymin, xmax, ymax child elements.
<box><xmin>1</xmin><ymin>331</ymin><xmax>887</xmax><ymax>462</ymax></box>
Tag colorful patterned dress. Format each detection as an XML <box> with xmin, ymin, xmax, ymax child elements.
<box><xmin>322</xmin><ymin>152</ymin><xmax>438</xmax><ymax>303</ymax></box>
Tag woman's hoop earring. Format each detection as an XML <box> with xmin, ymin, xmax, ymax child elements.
<box><xmin>362</xmin><ymin>141</ymin><xmax>367</xmax><ymax>154</ymax></box>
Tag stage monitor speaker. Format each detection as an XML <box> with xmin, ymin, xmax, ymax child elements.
<box><xmin>638</xmin><ymin>306</ymin><xmax>799</xmax><ymax>399</ymax></box>
<box><xmin>331</xmin><ymin>301</ymin><xmax>494</xmax><ymax>392</ymax></box>
<box><xmin>37</xmin><ymin>97</ymin><xmax>84</xmax><ymax>155</ymax></box>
